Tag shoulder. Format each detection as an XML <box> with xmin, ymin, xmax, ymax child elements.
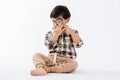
<box><xmin>46</xmin><ymin>29</ymin><xmax>54</xmax><ymax>35</ymax></box>
<box><xmin>46</xmin><ymin>27</ymin><xmax>55</xmax><ymax>34</ymax></box>
<box><xmin>45</xmin><ymin>31</ymin><xmax>52</xmax><ymax>36</ymax></box>
<box><xmin>47</xmin><ymin>31</ymin><xmax>52</xmax><ymax>34</ymax></box>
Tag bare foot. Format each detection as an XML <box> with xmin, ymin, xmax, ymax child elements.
<box><xmin>31</xmin><ymin>68</ymin><xmax>47</xmax><ymax>76</ymax></box>
<box><xmin>44</xmin><ymin>67</ymin><xmax>51</xmax><ymax>73</ymax></box>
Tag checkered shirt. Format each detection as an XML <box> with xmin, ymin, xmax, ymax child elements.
<box><xmin>45</xmin><ymin>28</ymin><xmax>83</xmax><ymax>59</ymax></box>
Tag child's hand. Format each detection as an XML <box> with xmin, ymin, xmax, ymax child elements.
<box><xmin>65</xmin><ymin>25</ymin><xmax>74</xmax><ymax>35</ymax></box>
<box><xmin>55</xmin><ymin>23</ymin><xmax>66</xmax><ymax>36</ymax></box>
<box><xmin>51</xmin><ymin>24</ymin><xmax>66</xmax><ymax>42</ymax></box>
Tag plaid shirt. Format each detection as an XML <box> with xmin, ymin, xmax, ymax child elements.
<box><xmin>45</xmin><ymin>27</ymin><xmax>83</xmax><ymax>59</ymax></box>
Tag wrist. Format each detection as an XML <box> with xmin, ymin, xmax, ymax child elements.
<box><xmin>53</xmin><ymin>32</ymin><xmax>60</xmax><ymax>37</ymax></box>
<box><xmin>52</xmin><ymin>33</ymin><xmax>59</xmax><ymax>42</ymax></box>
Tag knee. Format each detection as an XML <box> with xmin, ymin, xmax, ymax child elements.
<box><xmin>71</xmin><ymin>61</ymin><xmax>78</xmax><ymax>70</ymax></box>
<box><xmin>32</xmin><ymin>53</ymin><xmax>42</xmax><ymax>60</ymax></box>
<box><xmin>74</xmin><ymin>61</ymin><xmax>78</xmax><ymax>69</ymax></box>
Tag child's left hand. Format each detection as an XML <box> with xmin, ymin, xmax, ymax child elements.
<box><xmin>65</xmin><ymin>25</ymin><xmax>74</xmax><ymax>34</ymax></box>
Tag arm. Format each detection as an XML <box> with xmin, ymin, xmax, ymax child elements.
<box><xmin>65</xmin><ymin>26</ymin><xmax>83</xmax><ymax>48</ymax></box>
<box><xmin>44</xmin><ymin>31</ymin><xmax>57</xmax><ymax>50</ymax></box>
<box><xmin>71</xmin><ymin>30</ymin><xmax>81</xmax><ymax>43</ymax></box>
<box><xmin>71</xmin><ymin>30</ymin><xmax>83</xmax><ymax>48</ymax></box>
<box><xmin>51</xmin><ymin>24</ymin><xmax>66</xmax><ymax>42</ymax></box>
<box><xmin>45</xmin><ymin>24</ymin><xmax>65</xmax><ymax>49</ymax></box>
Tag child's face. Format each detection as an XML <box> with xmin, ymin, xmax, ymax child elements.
<box><xmin>52</xmin><ymin>16</ymin><xmax>70</xmax><ymax>28</ymax></box>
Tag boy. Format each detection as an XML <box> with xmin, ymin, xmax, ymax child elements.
<box><xmin>31</xmin><ymin>5</ymin><xmax>83</xmax><ymax>76</ymax></box>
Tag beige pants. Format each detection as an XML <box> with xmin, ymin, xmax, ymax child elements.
<box><xmin>32</xmin><ymin>53</ymin><xmax>78</xmax><ymax>73</ymax></box>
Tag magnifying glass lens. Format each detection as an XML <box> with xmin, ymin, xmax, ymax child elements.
<box><xmin>56</xmin><ymin>18</ymin><xmax>63</xmax><ymax>25</ymax></box>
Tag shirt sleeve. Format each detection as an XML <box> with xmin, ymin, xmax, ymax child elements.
<box><xmin>44</xmin><ymin>31</ymin><xmax>57</xmax><ymax>50</ymax></box>
<box><xmin>72</xmin><ymin>30</ymin><xmax>83</xmax><ymax>48</ymax></box>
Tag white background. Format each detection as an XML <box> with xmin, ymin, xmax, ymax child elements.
<box><xmin>0</xmin><ymin>0</ymin><xmax>120</xmax><ymax>80</ymax></box>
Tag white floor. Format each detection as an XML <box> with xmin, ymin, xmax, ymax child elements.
<box><xmin>0</xmin><ymin>62</ymin><xmax>120</xmax><ymax>80</ymax></box>
<box><xmin>29</xmin><ymin>68</ymin><xmax>120</xmax><ymax>80</ymax></box>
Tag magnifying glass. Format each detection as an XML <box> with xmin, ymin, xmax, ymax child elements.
<box><xmin>56</xmin><ymin>18</ymin><xmax>63</xmax><ymax>26</ymax></box>
<box><xmin>56</xmin><ymin>18</ymin><xmax>66</xmax><ymax>30</ymax></box>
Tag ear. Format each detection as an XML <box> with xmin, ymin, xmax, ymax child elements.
<box><xmin>66</xmin><ymin>18</ymin><xmax>70</xmax><ymax>23</ymax></box>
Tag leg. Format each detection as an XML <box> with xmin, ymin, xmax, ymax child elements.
<box><xmin>48</xmin><ymin>54</ymin><xmax>78</xmax><ymax>73</ymax></box>
<box><xmin>32</xmin><ymin>53</ymin><xmax>53</xmax><ymax>67</ymax></box>
<box><xmin>31</xmin><ymin>53</ymin><xmax>53</xmax><ymax>76</ymax></box>
<box><xmin>56</xmin><ymin>57</ymin><xmax>78</xmax><ymax>73</ymax></box>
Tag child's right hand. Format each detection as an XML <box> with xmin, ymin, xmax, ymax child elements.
<box><xmin>54</xmin><ymin>23</ymin><xmax>66</xmax><ymax>36</ymax></box>
<box><xmin>51</xmin><ymin>24</ymin><xmax>65</xmax><ymax>42</ymax></box>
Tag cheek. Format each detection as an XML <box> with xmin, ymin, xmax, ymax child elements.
<box><xmin>62</xmin><ymin>21</ymin><xmax>66</xmax><ymax>26</ymax></box>
<box><xmin>53</xmin><ymin>23</ymin><xmax>57</xmax><ymax>27</ymax></box>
